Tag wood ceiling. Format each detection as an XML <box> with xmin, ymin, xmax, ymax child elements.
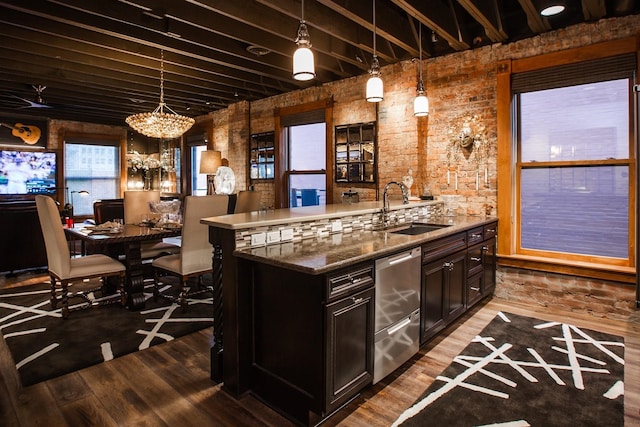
<box><xmin>0</xmin><ymin>0</ymin><xmax>637</xmax><ymax>127</ymax></box>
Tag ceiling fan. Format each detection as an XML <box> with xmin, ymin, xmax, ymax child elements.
<box><xmin>10</xmin><ymin>85</ymin><xmax>53</xmax><ymax>109</ymax></box>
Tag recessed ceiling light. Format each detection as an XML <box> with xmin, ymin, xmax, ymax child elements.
<box><xmin>246</xmin><ymin>45</ymin><xmax>271</xmax><ymax>56</ymax></box>
<box><xmin>540</xmin><ymin>4</ymin><xmax>565</xmax><ymax>16</ymax></box>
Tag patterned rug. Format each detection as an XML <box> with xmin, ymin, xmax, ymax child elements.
<box><xmin>393</xmin><ymin>312</ymin><xmax>625</xmax><ymax>427</ymax></box>
<box><xmin>0</xmin><ymin>277</ymin><xmax>213</xmax><ymax>387</ymax></box>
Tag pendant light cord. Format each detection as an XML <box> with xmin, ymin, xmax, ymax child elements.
<box><xmin>160</xmin><ymin>50</ymin><xmax>165</xmax><ymax>109</ymax></box>
<box><xmin>418</xmin><ymin>23</ymin><xmax>423</xmax><ymax>81</ymax></box>
<box><xmin>372</xmin><ymin>0</ymin><xmax>376</xmax><ymax>56</ymax></box>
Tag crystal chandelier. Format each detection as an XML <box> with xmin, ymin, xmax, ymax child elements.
<box><xmin>126</xmin><ymin>50</ymin><xmax>194</xmax><ymax>139</ymax></box>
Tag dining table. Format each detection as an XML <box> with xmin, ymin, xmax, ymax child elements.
<box><xmin>65</xmin><ymin>223</ymin><xmax>182</xmax><ymax>310</ymax></box>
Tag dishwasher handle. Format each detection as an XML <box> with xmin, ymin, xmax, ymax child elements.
<box><xmin>386</xmin><ymin>247</ymin><xmax>421</xmax><ymax>266</ymax></box>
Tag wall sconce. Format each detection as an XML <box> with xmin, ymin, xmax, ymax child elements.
<box><xmin>199</xmin><ymin>150</ymin><xmax>222</xmax><ymax>195</ymax></box>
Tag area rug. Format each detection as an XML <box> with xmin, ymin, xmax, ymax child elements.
<box><xmin>0</xmin><ymin>277</ymin><xmax>213</xmax><ymax>387</ymax></box>
<box><xmin>393</xmin><ymin>311</ymin><xmax>625</xmax><ymax>427</ymax></box>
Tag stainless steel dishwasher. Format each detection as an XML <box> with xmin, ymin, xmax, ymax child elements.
<box><xmin>373</xmin><ymin>246</ymin><xmax>421</xmax><ymax>384</ymax></box>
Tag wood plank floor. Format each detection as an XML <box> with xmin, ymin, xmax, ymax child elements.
<box><xmin>1</xmin><ymin>271</ymin><xmax>639</xmax><ymax>426</ymax></box>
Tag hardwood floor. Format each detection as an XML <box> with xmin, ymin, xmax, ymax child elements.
<box><xmin>1</xmin><ymin>271</ymin><xmax>639</xmax><ymax>426</ymax></box>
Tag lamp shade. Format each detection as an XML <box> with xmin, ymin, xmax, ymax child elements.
<box><xmin>366</xmin><ymin>76</ymin><xmax>384</xmax><ymax>102</ymax></box>
<box><xmin>199</xmin><ymin>150</ymin><xmax>222</xmax><ymax>174</ymax></box>
<box><xmin>414</xmin><ymin>93</ymin><xmax>429</xmax><ymax>117</ymax></box>
<box><xmin>293</xmin><ymin>46</ymin><xmax>315</xmax><ymax>81</ymax></box>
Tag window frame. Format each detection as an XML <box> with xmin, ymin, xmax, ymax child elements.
<box><xmin>496</xmin><ymin>37</ymin><xmax>638</xmax><ymax>284</ymax></box>
<box><xmin>63</xmin><ymin>133</ymin><xmax>124</xmax><ymax>219</ymax></box>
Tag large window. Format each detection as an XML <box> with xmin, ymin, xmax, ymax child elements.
<box><xmin>496</xmin><ymin>38</ymin><xmax>637</xmax><ymax>282</ymax></box>
<box><xmin>65</xmin><ymin>141</ymin><xmax>120</xmax><ymax>216</ymax></box>
<box><xmin>517</xmin><ymin>80</ymin><xmax>630</xmax><ymax>260</ymax></box>
<box><xmin>288</xmin><ymin>123</ymin><xmax>326</xmax><ymax>207</ymax></box>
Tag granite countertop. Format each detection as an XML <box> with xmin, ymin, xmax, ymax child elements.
<box><xmin>233</xmin><ymin>215</ymin><xmax>497</xmax><ymax>275</ymax></box>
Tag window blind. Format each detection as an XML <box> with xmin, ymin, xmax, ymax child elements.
<box><xmin>512</xmin><ymin>53</ymin><xmax>636</xmax><ymax>93</ymax></box>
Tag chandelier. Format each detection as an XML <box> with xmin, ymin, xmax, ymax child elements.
<box><xmin>126</xmin><ymin>50</ymin><xmax>194</xmax><ymax>139</ymax></box>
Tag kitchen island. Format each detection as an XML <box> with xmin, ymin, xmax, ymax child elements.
<box><xmin>202</xmin><ymin>200</ymin><xmax>497</xmax><ymax>425</ymax></box>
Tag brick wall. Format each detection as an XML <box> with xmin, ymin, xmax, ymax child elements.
<box><xmin>202</xmin><ymin>14</ymin><xmax>640</xmax><ymax>320</ymax></box>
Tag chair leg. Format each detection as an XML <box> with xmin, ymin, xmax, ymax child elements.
<box><xmin>61</xmin><ymin>279</ymin><xmax>70</xmax><ymax>319</ymax></box>
<box><xmin>119</xmin><ymin>272</ymin><xmax>126</xmax><ymax>307</ymax></box>
<box><xmin>49</xmin><ymin>274</ymin><xmax>57</xmax><ymax>309</ymax></box>
<box><xmin>153</xmin><ymin>270</ymin><xmax>161</xmax><ymax>301</ymax></box>
<box><xmin>179</xmin><ymin>279</ymin><xmax>189</xmax><ymax>312</ymax></box>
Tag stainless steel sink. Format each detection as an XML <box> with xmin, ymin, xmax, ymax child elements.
<box><xmin>387</xmin><ymin>223</ymin><xmax>451</xmax><ymax>235</ymax></box>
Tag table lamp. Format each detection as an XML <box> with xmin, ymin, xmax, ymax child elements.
<box><xmin>199</xmin><ymin>150</ymin><xmax>222</xmax><ymax>195</ymax></box>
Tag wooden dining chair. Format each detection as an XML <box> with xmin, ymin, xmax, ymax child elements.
<box><xmin>123</xmin><ymin>190</ymin><xmax>180</xmax><ymax>259</ymax></box>
<box><xmin>152</xmin><ymin>194</ymin><xmax>229</xmax><ymax>311</ymax></box>
<box><xmin>35</xmin><ymin>195</ymin><xmax>126</xmax><ymax>319</ymax></box>
<box><xmin>234</xmin><ymin>190</ymin><xmax>262</xmax><ymax>213</ymax></box>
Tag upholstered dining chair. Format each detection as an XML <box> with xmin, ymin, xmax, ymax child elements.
<box><xmin>123</xmin><ymin>190</ymin><xmax>180</xmax><ymax>259</ymax></box>
<box><xmin>234</xmin><ymin>190</ymin><xmax>262</xmax><ymax>213</ymax></box>
<box><xmin>152</xmin><ymin>194</ymin><xmax>229</xmax><ymax>311</ymax></box>
<box><xmin>35</xmin><ymin>195</ymin><xmax>126</xmax><ymax>319</ymax></box>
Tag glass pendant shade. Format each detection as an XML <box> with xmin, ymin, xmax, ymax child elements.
<box><xmin>293</xmin><ymin>45</ymin><xmax>315</xmax><ymax>81</ymax></box>
<box><xmin>366</xmin><ymin>75</ymin><xmax>384</xmax><ymax>102</ymax></box>
<box><xmin>414</xmin><ymin>92</ymin><xmax>429</xmax><ymax>116</ymax></box>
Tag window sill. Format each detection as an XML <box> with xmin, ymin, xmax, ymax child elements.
<box><xmin>497</xmin><ymin>253</ymin><xmax>636</xmax><ymax>285</ymax></box>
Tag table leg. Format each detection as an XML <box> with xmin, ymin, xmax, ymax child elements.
<box><xmin>124</xmin><ymin>240</ymin><xmax>146</xmax><ymax>310</ymax></box>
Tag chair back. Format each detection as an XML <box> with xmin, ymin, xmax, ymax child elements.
<box><xmin>93</xmin><ymin>198</ymin><xmax>124</xmax><ymax>224</ymax></box>
<box><xmin>234</xmin><ymin>190</ymin><xmax>261</xmax><ymax>213</ymax></box>
<box><xmin>180</xmin><ymin>195</ymin><xmax>229</xmax><ymax>273</ymax></box>
<box><xmin>35</xmin><ymin>195</ymin><xmax>71</xmax><ymax>278</ymax></box>
<box><xmin>124</xmin><ymin>190</ymin><xmax>160</xmax><ymax>224</ymax></box>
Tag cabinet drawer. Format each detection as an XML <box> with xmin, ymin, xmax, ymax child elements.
<box><xmin>484</xmin><ymin>222</ymin><xmax>497</xmax><ymax>240</ymax></box>
<box><xmin>467</xmin><ymin>227</ymin><xmax>484</xmax><ymax>246</ymax></box>
<box><xmin>422</xmin><ymin>232</ymin><xmax>467</xmax><ymax>264</ymax></box>
<box><xmin>327</xmin><ymin>263</ymin><xmax>374</xmax><ymax>301</ymax></box>
<box><xmin>467</xmin><ymin>273</ymin><xmax>483</xmax><ymax>307</ymax></box>
<box><xmin>467</xmin><ymin>243</ymin><xmax>484</xmax><ymax>277</ymax></box>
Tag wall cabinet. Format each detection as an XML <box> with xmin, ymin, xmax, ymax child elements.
<box><xmin>250</xmin><ymin>261</ymin><xmax>374</xmax><ymax>426</ymax></box>
<box><xmin>335</xmin><ymin>122</ymin><xmax>376</xmax><ymax>183</ymax></box>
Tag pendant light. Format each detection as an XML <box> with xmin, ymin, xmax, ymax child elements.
<box><xmin>366</xmin><ymin>0</ymin><xmax>383</xmax><ymax>102</ymax></box>
<box><xmin>126</xmin><ymin>50</ymin><xmax>194</xmax><ymax>139</ymax></box>
<box><xmin>413</xmin><ymin>22</ymin><xmax>429</xmax><ymax>117</ymax></box>
<box><xmin>293</xmin><ymin>0</ymin><xmax>315</xmax><ymax>81</ymax></box>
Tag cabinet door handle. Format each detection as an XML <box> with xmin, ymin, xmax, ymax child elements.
<box><xmin>470</xmin><ymin>257</ymin><xmax>481</xmax><ymax>262</ymax></box>
<box><xmin>442</xmin><ymin>261</ymin><xmax>454</xmax><ymax>271</ymax></box>
<box><xmin>351</xmin><ymin>297</ymin><xmax>363</xmax><ymax>305</ymax></box>
<box><xmin>470</xmin><ymin>286</ymin><xmax>480</xmax><ymax>292</ymax></box>
<box><xmin>486</xmin><ymin>228</ymin><xmax>496</xmax><ymax>233</ymax></box>
<box><xmin>482</xmin><ymin>245</ymin><xmax>489</xmax><ymax>252</ymax></box>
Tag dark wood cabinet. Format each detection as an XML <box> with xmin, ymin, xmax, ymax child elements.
<box><xmin>420</xmin><ymin>232</ymin><xmax>468</xmax><ymax>344</ymax></box>
<box><xmin>466</xmin><ymin>221</ymin><xmax>497</xmax><ymax>306</ymax></box>
<box><xmin>250</xmin><ymin>261</ymin><xmax>374</xmax><ymax>426</ymax></box>
<box><xmin>421</xmin><ymin>249</ymin><xmax>466</xmax><ymax>343</ymax></box>
<box><xmin>325</xmin><ymin>286</ymin><xmax>374</xmax><ymax>413</ymax></box>
<box><xmin>421</xmin><ymin>220</ymin><xmax>497</xmax><ymax>345</ymax></box>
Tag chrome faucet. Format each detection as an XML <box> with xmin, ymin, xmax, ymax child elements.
<box><xmin>381</xmin><ymin>181</ymin><xmax>409</xmax><ymax>227</ymax></box>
